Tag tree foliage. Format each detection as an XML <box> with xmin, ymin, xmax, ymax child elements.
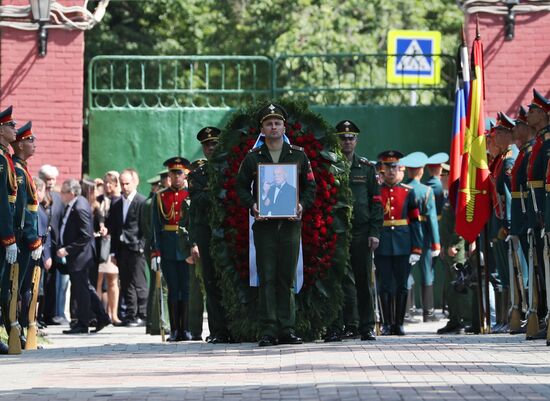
<box><xmin>86</xmin><ymin>0</ymin><xmax>463</xmax><ymax>62</ymax></box>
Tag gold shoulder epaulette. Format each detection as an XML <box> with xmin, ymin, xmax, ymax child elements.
<box><xmin>290</xmin><ymin>144</ymin><xmax>304</xmax><ymax>152</ymax></box>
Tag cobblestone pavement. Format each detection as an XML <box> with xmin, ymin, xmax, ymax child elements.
<box><xmin>1</xmin><ymin>319</ymin><xmax>550</xmax><ymax>401</ymax></box>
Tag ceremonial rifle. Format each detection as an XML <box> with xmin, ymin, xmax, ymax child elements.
<box><xmin>507</xmin><ymin>240</ymin><xmax>522</xmax><ymax>331</ymax></box>
<box><xmin>7</xmin><ymin>262</ymin><xmax>21</xmax><ymax>354</ymax></box>
<box><xmin>371</xmin><ymin>250</ymin><xmax>380</xmax><ymax>336</ymax></box>
<box><xmin>526</xmin><ymin>229</ymin><xmax>539</xmax><ymax>337</ymax></box>
<box><xmin>25</xmin><ymin>264</ymin><xmax>41</xmax><ymax>350</ymax></box>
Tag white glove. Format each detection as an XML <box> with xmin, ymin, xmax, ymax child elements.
<box><xmin>151</xmin><ymin>256</ymin><xmax>161</xmax><ymax>272</ymax></box>
<box><xmin>431</xmin><ymin>249</ymin><xmax>440</xmax><ymax>258</ymax></box>
<box><xmin>31</xmin><ymin>245</ymin><xmax>43</xmax><ymax>261</ymax></box>
<box><xmin>408</xmin><ymin>253</ymin><xmax>420</xmax><ymax>265</ymax></box>
<box><xmin>5</xmin><ymin>243</ymin><xmax>17</xmax><ymax>264</ymax></box>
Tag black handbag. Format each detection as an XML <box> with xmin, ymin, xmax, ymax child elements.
<box><xmin>99</xmin><ymin>236</ymin><xmax>111</xmax><ymax>263</ymax></box>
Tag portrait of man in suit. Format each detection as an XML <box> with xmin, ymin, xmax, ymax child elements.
<box><xmin>259</xmin><ymin>164</ymin><xmax>298</xmax><ymax>217</ymax></box>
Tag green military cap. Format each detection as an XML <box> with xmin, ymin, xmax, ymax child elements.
<box><xmin>157</xmin><ymin>168</ymin><xmax>169</xmax><ymax>179</ymax></box>
<box><xmin>495</xmin><ymin>112</ymin><xmax>515</xmax><ymax>131</ymax></box>
<box><xmin>516</xmin><ymin>106</ymin><xmax>528</xmax><ymax>125</ymax></box>
<box><xmin>529</xmin><ymin>88</ymin><xmax>550</xmax><ymax>113</ymax></box>
<box><xmin>335</xmin><ymin>120</ymin><xmax>360</xmax><ymax>138</ymax></box>
<box><xmin>256</xmin><ymin>103</ymin><xmax>287</xmax><ymax>125</ymax></box>
<box><xmin>147</xmin><ymin>175</ymin><xmax>161</xmax><ymax>185</ymax></box>
<box><xmin>196</xmin><ymin>126</ymin><xmax>221</xmax><ymax>143</ymax></box>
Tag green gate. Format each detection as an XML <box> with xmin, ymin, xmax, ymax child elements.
<box><xmin>87</xmin><ymin>54</ymin><xmax>455</xmax><ymax>191</ymax></box>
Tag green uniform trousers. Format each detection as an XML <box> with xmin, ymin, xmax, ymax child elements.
<box><xmin>253</xmin><ymin>219</ymin><xmax>301</xmax><ymax>338</ymax></box>
<box><xmin>350</xmin><ymin>232</ymin><xmax>376</xmax><ymax>334</ymax></box>
<box><xmin>188</xmin><ymin>262</ymin><xmax>205</xmax><ymax>337</ymax></box>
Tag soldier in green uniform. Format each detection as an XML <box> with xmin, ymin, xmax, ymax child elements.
<box><xmin>151</xmin><ymin>157</ymin><xmax>196</xmax><ymax>342</ymax></box>
<box><xmin>188</xmin><ymin>127</ymin><xmax>231</xmax><ymax>343</ymax></box>
<box><xmin>437</xmin><ymin>175</ymin><xmax>469</xmax><ymax>335</ymax></box>
<box><xmin>489</xmin><ymin>112</ymin><xmax>517</xmax><ymax>333</ymax></box>
<box><xmin>236</xmin><ymin>103</ymin><xmax>316</xmax><ymax>347</ymax></box>
<box><xmin>401</xmin><ymin>152</ymin><xmax>441</xmax><ymax>322</ymax></box>
<box><xmin>325</xmin><ymin>120</ymin><xmax>383</xmax><ymax>342</ymax></box>
<box><xmin>0</xmin><ymin>106</ymin><xmax>18</xmax><ymax>355</ymax></box>
<box><xmin>144</xmin><ymin>174</ymin><xmax>169</xmax><ymax>336</ymax></box>
<box><xmin>525</xmin><ymin>89</ymin><xmax>549</xmax><ymax>340</ymax></box>
<box><xmin>11</xmin><ymin>122</ymin><xmax>43</xmax><ymax>347</ymax></box>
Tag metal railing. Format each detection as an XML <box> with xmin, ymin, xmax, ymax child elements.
<box><xmin>88</xmin><ymin>53</ymin><xmax>455</xmax><ymax>109</ymax></box>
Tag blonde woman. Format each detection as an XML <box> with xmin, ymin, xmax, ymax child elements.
<box><xmin>96</xmin><ymin>171</ymin><xmax>122</xmax><ymax>325</ymax></box>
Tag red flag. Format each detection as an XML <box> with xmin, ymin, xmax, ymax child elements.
<box><xmin>448</xmin><ymin>34</ymin><xmax>469</xmax><ymax>209</ymax></box>
<box><xmin>455</xmin><ymin>26</ymin><xmax>491</xmax><ymax>243</ymax></box>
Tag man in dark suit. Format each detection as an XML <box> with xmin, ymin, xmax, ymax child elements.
<box><xmin>106</xmin><ymin>169</ymin><xmax>148</xmax><ymax>326</ymax></box>
<box><xmin>261</xmin><ymin>166</ymin><xmax>297</xmax><ymax>217</ymax></box>
<box><xmin>38</xmin><ymin>164</ymin><xmax>65</xmax><ymax>325</ymax></box>
<box><xmin>57</xmin><ymin>179</ymin><xmax>110</xmax><ymax>334</ymax></box>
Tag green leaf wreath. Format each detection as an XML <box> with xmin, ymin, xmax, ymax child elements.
<box><xmin>209</xmin><ymin>99</ymin><xmax>352</xmax><ymax>341</ymax></box>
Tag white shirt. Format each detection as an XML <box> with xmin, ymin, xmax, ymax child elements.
<box><xmin>60</xmin><ymin>197</ymin><xmax>78</xmax><ymax>245</ymax></box>
<box><xmin>122</xmin><ymin>190</ymin><xmax>137</xmax><ymax>223</ymax></box>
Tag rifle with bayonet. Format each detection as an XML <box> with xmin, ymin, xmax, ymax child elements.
<box><xmin>25</xmin><ymin>264</ymin><xmax>41</xmax><ymax>350</ymax></box>
<box><xmin>7</xmin><ymin>262</ymin><xmax>21</xmax><ymax>354</ymax></box>
<box><xmin>371</xmin><ymin>250</ymin><xmax>380</xmax><ymax>336</ymax></box>
<box><xmin>507</xmin><ymin>239</ymin><xmax>523</xmax><ymax>331</ymax></box>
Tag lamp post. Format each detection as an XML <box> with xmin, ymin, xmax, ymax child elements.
<box><xmin>29</xmin><ymin>0</ymin><xmax>52</xmax><ymax>57</ymax></box>
<box><xmin>504</xmin><ymin>0</ymin><xmax>520</xmax><ymax>41</ymax></box>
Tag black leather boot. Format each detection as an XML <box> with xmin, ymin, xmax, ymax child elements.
<box><xmin>167</xmin><ymin>302</ymin><xmax>179</xmax><ymax>342</ymax></box>
<box><xmin>422</xmin><ymin>285</ymin><xmax>440</xmax><ymax>322</ymax></box>
<box><xmin>380</xmin><ymin>293</ymin><xmax>393</xmax><ymax>336</ymax></box>
<box><xmin>393</xmin><ymin>292</ymin><xmax>407</xmax><ymax>336</ymax></box>
<box><xmin>176</xmin><ymin>301</ymin><xmax>192</xmax><ymax>341</ymax></box>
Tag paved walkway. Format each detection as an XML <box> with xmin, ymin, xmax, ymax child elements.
<box><xmin>1</xmin><ymin>320</ymin><xmax>549</xmax><ymax>401</ymax></box>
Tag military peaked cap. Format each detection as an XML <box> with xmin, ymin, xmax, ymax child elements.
<box><xmin>196</xmin><ymin>126</ymin><xmax>221</xmax><ymax>143</ymax></box>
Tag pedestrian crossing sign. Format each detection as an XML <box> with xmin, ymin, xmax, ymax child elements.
<box><xmin>387</xmin><ymin>30</ymin><xmax>441</xmax><ymax>85</ymax></box>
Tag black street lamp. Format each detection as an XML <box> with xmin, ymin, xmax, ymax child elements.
<box><xmin>29</xmin><ymin>0</ymin><xmax>52</xmax><ymax>57</ymax></box>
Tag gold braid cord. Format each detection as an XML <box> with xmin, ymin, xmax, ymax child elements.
<box><xmin>156</xmin><ymin>191</ymin><xmax>175</xmax><ymax>221</ymax></box>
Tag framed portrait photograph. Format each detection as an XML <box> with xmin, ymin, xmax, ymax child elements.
<box><xmin>257</xmin><ymin>163</ymin><xmax>299</xmax><ymax>218</ymax></box>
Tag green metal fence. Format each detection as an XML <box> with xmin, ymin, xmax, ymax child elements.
<box><xmin>88</xmin><ymin>54</ymin><xmax>455</xmax><ymax>109</ymax></box>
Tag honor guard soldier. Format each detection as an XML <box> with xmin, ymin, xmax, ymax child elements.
<box><xmin>11</xmin><ymin>122</ymin><xmax>42</xmax><ymax>347</ymax></box>
<box><xmin>526</xmin><ymin>89</ymin><xmax>550</xmax><ymax>339</ymax></box>
<box><xmin>236</xmin><ymin>103</ymin><xmax>316</xmax><ymax>347</ymax></box>
<box><xmin>151</xmin><ymin>157</ymin><xmax>194</xmax><ymax>342</ymax></box>
<box><xmin>401</xmin><ymin>152</ymin><xmax>441</xmax><ymax>322</ymax></box>
<box><xmin>437</xmin><ymin>167</ymin><xmax>469</xmax><ymax>335</ymax></box>
<box><xmin>143</xmin><ymin>173</ymin><xmax>167</xmax><ymax>336</ymax></box>
<box><xmin>424</xmin><ymin>153</ymin><xmax>449</xmax><ymax>219</ymax></box>
<box><xmin>509</xmin><ymin>106</ymin><xmax>534</xmax><ymax>315</ymax></box>
<box><xmin>325</xmin><ymin>120</ymin><xmax>383</xmax><ymax>342</ymax></box>
<box><xmin>0</xmin><ymin>106</ymin><xmax>17</xmax><ymax>355</ymax></box>
<box><xmin>490</xmin><ymin>112</ymin><xmax>517</xmax><ymax>333</ymax></box>
<box><xmin>375</xmin><ymin>151</ymin><xmax>422</xmax><ymax>336</ymax></box>
<box><xmin>188</xmin><ymin>126</ymin><xmax>231</xmax><ymax>343</ymax></box>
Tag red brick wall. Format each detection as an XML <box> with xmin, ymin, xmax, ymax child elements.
<box><xmin>466</xmin><ymin>11</ymin><xmax>550</xmax><ymax>120</ymax></box>
<box><xmin>0</xmin><ymin>0</ymin><xmax>84</xmax><ymax>184</ymax></box>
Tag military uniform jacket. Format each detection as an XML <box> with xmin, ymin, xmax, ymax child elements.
<box><xmin>375</xmin><ymin>182</ymin><xmax>423</xmax><ymax>256</ymax></box>
<box><xmin>236</xmin><ymin>142</ymin><xmax>316</xmax><ymax>212</ymax></box>
<box><xmin>151</xmin><ymin>186</ymin><xmax>190</xmax><ymax>261</ymax></box>
<box><xmin>492</xmin><ymin>147</ymin><xmax>515</xmax><ymax>235</ymax></box>
<box><xmin>510</xmin><ymin>139</ymin><xmax>533</xmax><ymax>236</ymax></box>
<box><xmin>188</xmin><ymin>158</ymin><xmax>210</xmax><ymax>244</ymax></box>
<box><xmin>407</xmin><ymin>178</ymin><xmax>440</xmax><ymax>251</ymax></box>
<box><xmin>526</xmin><ymin>126</ymin><xmax>550</xmax><ymax>229</ymax></box>
<box><xmin>440</xmin><ymin>200</ymin><xmax>466</xmax><ymax>265</ymax></box>
<box><xmin>422</xmin><ymin>175</ymin><xmax>444</xmax><ymax>216</ymax></box>
<box><xmin>13</xmin><ymin>155</ymin><xmax>41</xmax><ymax>251</ymax></box>
<box><xmin>349</xmin><ymin>154</ymin><xmax>383</xmax><ymax>237</ymax></box>
<box><xmin>0</xmin><ymin>144</ymin><xmax>17</xmax><ymax>247</ymax></box>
